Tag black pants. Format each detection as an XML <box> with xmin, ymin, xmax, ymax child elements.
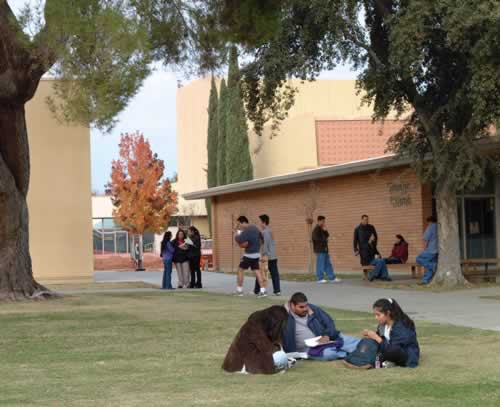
<box><xmin>189</xmin><ymin>256</ymin><xmax>202</xmax><ymax>288</ymax></box>
<box><xmin>382</xmin><ymin>345</ymin><xmax>408</xmax><ymax>367</ymax></box>
<box><xmin>254</xmin><ymin>259</ymin><xmax>281</xmax><ymax>294</ymax></box>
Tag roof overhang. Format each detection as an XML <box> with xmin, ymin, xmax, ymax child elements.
<box><xmin>183</xmin><ymin>154</ymin><xmax>412</xmax><ymax>200</ymax></box>
<box><xmin>184</xmin><ymin>136</ymin><xmax>500</xmax><ymax>201</ymax></box>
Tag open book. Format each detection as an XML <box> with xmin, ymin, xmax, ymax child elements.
<box><xmin>184</xmin><ymin>237</ymin><xmax>194</xmax><ymax>246</ymax></box>
<box><xmin>304</xmin><ymin>336</ymin><xmax>336</xmax><ymax>348</ymax></box>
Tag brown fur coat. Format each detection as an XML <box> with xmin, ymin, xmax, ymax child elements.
<box><xmin>222</xmin><ymin>306</ymin><xmax>288</xmax><ymax>374</ymax></box>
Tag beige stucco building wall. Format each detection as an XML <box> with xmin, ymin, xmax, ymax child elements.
<box><xmin>176</xmin><ymin>78</ymin><xmax>384</xmax><ymax>222</ymax></box>
<box><xmin>26</xmin><ymin>79</ymin><xmax>93</xmax><ymax>282</ymax></box>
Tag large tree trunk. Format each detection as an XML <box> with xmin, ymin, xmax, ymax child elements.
<box><xmin>430</xmin><ymin>178</ymin><xmax>467</xmax><ymax>287</ymax></box>
<box><xmin>0</xmin><ymin>105</ymin><xmax>51</xmax><ymax>299</ymax></box>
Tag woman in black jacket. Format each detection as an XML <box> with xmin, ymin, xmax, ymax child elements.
<box><xmin>173</xmin><ymin>229</ymin><xmax>190</xmax><ymax>288</ymax></box>
<box><xmin>187</xmin><ymin>226</ymin><xmax>202</xmax><ymax>288</ymax></box>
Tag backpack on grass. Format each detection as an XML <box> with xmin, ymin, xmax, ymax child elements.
<box><xmin>343</xmin><ymin>338</ymin><xmax>379</xmax><ymax>369</ymax></box>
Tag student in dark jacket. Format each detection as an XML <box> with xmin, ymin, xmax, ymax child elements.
<box><xmin>282</xmin><ymin>292</ymin><xmax>360</xmax><ymax>360</ymax></box>
<box><xmin>187</xmin><ymin>226</ymin><xmax>202</xmax><ymax>289</ymax></box>
<box><xmin>222</xmin><ymin>305</ymin><xmax>289</xmax><ymax>374</ymax></box>
<box><xmin>353</xmin><ymin>214</ymin><xmax>378</xmax><ymax>266</ymax></box>
<box><xmin>363</xmin><ymin>298</ymin><xmax>420</xmax><ymax>368</ymax></box>
<box><xmin>368</xmin><ymin>235</ymin><xmax>409</xmax><ymax>281</ymax></box>
<box><xmin>311</xmin><ymin>216</ymin><xmax>341</xmax><ymax>283</ymax></box>
<box><xmin>172</xmin><ymin>229</ymin><xmax>190</xmax><ymax>288</ymax></box>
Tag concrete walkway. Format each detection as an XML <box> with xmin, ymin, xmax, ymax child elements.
<box><xmin>94</xmin><ymin>271</ymin><xmax>500</xmax><ymax>331</ymax></box>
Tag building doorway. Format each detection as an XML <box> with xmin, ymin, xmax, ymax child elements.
<box><xmin>433</xmin><ymin>175</ymin><xmax>496</xmax><ymax>259</ymax></box>
<box><xmin>463</xmin><ymin>197</ymin><xmax>496</xmax><ymax>259</ymax></box>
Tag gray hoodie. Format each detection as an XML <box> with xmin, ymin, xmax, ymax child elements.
<box><xmin>261</xmin><ymin>226</ymin><xmax>277</xmax><ymax>260</ymax></box>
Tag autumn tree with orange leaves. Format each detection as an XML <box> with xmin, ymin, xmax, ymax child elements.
<box><xmin>107</xmin><ymin>132</ymin><xmax>177</xmax><ymax>270</ymax></box>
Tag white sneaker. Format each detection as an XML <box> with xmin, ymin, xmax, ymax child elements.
<box><xmin>382</xmin><ymin>361</ymin><xmax>397</xmax><ymax>368</ymax></box>
<box><xmin>317</xmin><ymin>279</ymin><xmax>328</xmax><ymax>284</ymax></box>
<box><xmin>257</xmin><ymin>292</ymin><xmax>268</xmax><ymax>298</ymax></box>
<box><xmin>233</xmin><ymin>291</ymin><xmax>244</xmax><ymax>297</ymax></box>
<box><xmin>329</xmin><ymin>278</ymin><xmax>342</xmax><ymax>283</ymax></box>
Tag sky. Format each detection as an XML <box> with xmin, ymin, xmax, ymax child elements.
<box><xmin>8</xmin><ymin>0</ymin><xmax>358</xmax><ymax>193</ymax></box>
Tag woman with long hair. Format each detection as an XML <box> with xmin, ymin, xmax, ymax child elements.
<box><xmin>172</xmin><ymin>229</ymin><xmax>190</xmax><ymax>288</ymax></box>
<box><xmin>223</xmin><ymin>305</ymin><xmax>289</xmax><ymax>374</ymax></box>
<box><xmin>160</xmin><ymin>231</ymin><xmax>175</xmax><ymax>289</ymax></box>
<box><xmin>187</xmin><ymin>226</ymin><xmax>202</xmax><ymax>288</ymax></box>
<box><xmin>362</xmin><ymin>298</ymin><xmax>420</xmax><ymax>368</ymax></box>
<box><xmin>368</xmin><ymin>234</ymin><xmax>409</xmax><ymax>281</ymax></box>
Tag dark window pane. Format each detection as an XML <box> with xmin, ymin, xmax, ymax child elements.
<box><xmin>465</xmin><ymin>198</ymin><xmax>496</xmax><ymax>258</ymax></box>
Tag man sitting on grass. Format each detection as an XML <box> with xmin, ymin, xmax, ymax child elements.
<box><xmin>282</xmin><ymin>292</ymin><xmax>360</xmax><ymax>360</ymax></box>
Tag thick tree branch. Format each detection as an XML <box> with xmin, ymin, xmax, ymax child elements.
<box><xmin>348</xmin><ymin>34</ymin><xmax>385</xmax><ymax>69</ymax></box>
<box><xmin>0</xmin><ymin>0</ymin><xmax>31</xmax><ymax>61</ymax></box>
<box><xmin>29</xmin><ymin>0</ymin><xmax>65</xmax><ymax>78</ymax></box>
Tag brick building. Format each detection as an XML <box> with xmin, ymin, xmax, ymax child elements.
<box><xmin>178</xmin><ymin>78</ymin><xmax>498</xmax><ymax>274</ymax></box>
<box><xmin>184</xmin><ymin>152</ymin><xmax>499</xmax><ymax>274</ymax></box>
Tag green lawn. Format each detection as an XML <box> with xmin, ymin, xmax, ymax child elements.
<box><xmin>1</xmin><ymin>291</ymin><xmax>500</xmax><ymax>407</ymax></box>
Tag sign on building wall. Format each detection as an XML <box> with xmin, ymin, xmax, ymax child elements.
<box><xmin>387</xmin><ymin>182</ymin><xmax>416</xmax><ymax>207</ymax></box>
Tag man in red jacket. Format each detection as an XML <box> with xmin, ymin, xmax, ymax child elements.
<box><xmin>367</xmin><ymin>235</ymin><xmax>409</xmax><ymax>281</ymax></box>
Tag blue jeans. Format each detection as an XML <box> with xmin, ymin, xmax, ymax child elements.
<box><xmin>416</xmin><ymin>252</ymin><xmax>438</xmax><ymax>283</ymax></box>
<box><xmin>316</xmin><ymin>252</ymin><xmax>336</xmax><ymax>281</ymax></box>
<box><xmin>369</xmin><ymin>259</ymin><xmax>389</xmax><ymax>280</ymax></box>
<box><xmin>162</xmin><ymin>260</ymin><xmax>173</xmax><ymax>289</ymax></box>
<box><xmin>309</xmin><ymin>334</ymin><xmax>361</xmax><ymax>361</ymax></box>
<box><xmin>368</xmin><ymin>258</ymin><xmax>401</xmax><ymax>280</ymax></box>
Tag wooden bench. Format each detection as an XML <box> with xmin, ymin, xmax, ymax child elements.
<box><xmin>357</xmin><ymin>258</ymin><xmax>500</xmax><ymax>282</ymax></box>
<box><xmin>462</xmin><ymin>258</ymin><xmax>500</xmax><ymax>283</ymax></box>
<box><xmin>357</xmin><ymin>262</ymin><xmax>423</xmax><ymax>280</ymax></box>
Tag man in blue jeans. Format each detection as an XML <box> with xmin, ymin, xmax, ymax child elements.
<box><xmin>282</xmin><ymin>292</ymin><xmax>360</xmax><ymax>360</ymax></box>
<box><xmin>311</xmin><ymin>216</ymin><xmax>341</xmax><ymax>283</ymax></box>
<box><xmin>417</xmin><ymin>216</ymin><xmax>439</xmax><ymax>285</ymax></box>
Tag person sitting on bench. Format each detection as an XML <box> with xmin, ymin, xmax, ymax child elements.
<box><xmin>368</xmin><ymin>235</ymin><xmax>409</xmax><ymax>281</ymax></box>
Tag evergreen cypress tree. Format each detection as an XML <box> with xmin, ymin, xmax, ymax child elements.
<box><xmin>225</xmin><ymin>46</ymin><xmax>253</xmax><ymax>184</ymax></box>
<box><xmin>206</xmin><ymin>76</ymin><xmax>219</xmax><ymax>233</ymax></box>
<box><xmin>207</xmin><ymin>76</ymin><xmax>219</xmax><ymax>188</ymax></box>
<box><xmin>217</xmin><ymin>79</ymin><xmax>228</xmax><ymax>185</ymax></box>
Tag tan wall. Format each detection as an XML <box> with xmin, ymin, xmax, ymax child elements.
<box><xmin>212</xmin><ymin>166</ymin><xmax>429</xmax><ymax>273</ymax></box>
<box><xmin>176</xmin><ymin>78</ymin><xmax>391</xmax><ymax>217</ymax></box>
<box><xmin>249</xmin><ymin>80</ymin><xmax>383</xmax><ymax>178</ymax></box>
<box><xmin>192</xmin><ymin>216</ymin><xmax>210</xmax><ymax>239</ymax></box>
<box><xmin>176</xmin><ymin>78</ymin><xmax>213</xmax><ymax>218</ymax></box>
<box><xmin>26</xmin><ymin>80</ymin><xmax>93</xmax><ymax>281</ymax></box>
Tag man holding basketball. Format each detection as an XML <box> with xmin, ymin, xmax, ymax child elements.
<box><xmin>234</xmin><ymin>216</ymin><xmax>267</xmax><ymax>297</ymax></box>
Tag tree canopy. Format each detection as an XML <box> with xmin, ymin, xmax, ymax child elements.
<box><xmin>106</xmin><ymin>131</ymin><xmax>178</xmax><ymax>235</ymax></box>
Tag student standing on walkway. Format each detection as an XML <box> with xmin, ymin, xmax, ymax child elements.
<box><xmin>353</xmin><ymin>215</ymin><xmax>379</xmax><ymax>266</ymax></box>
<box><xmin>173</xmin><ymin>229</ymin><xmax>190</xmax><ymax>288</ymax></box>
<box><xmin>160</xmin><ymin>231</ymin><xmax>175</xmax><ymax>289</ymax></box>
<box><xmin>254</xmin><ymin>214</ymin><xmax>281</xmax><ymax>296</ymax></box>
<box><xmin>234</xmin><ymin>216</ymin><xmax>268</xmax><ymax>297</ymax></box>
<box><xmin>312</xmin><ymin>216</ymin><xmax>341</xmax><ymax>283</ymax></box>
<box><xmin>417</xmin><ymin>216</ymin><xmax>439</xmax><ymax>285</ymax></box>
<box><xmin>187</xmin><ymin>226</ymin><xmax>203</xmax><ymax>289</ymax></box>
